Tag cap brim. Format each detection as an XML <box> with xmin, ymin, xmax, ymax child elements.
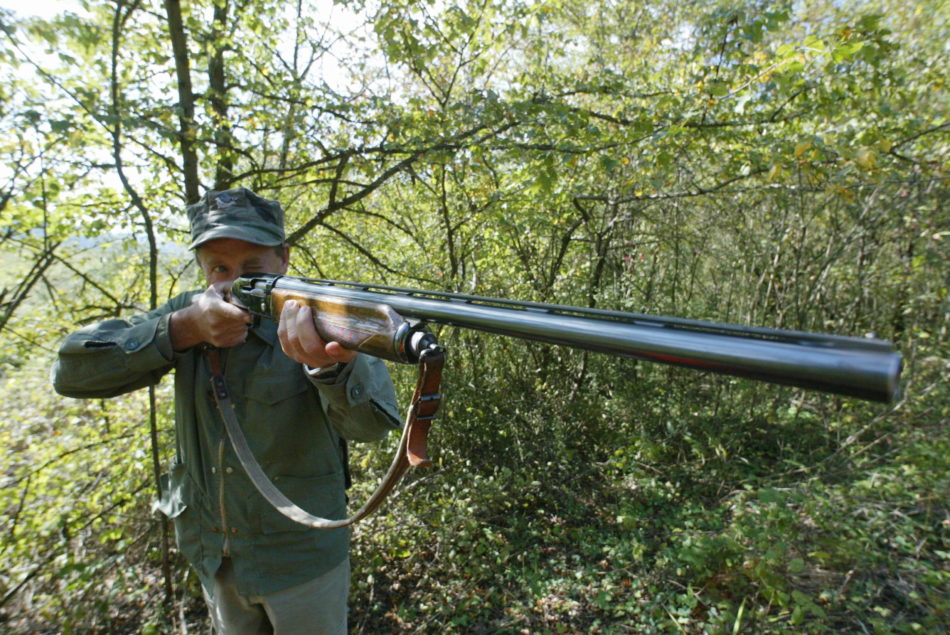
<box><xmin>189</xmin><ymin>226</ymin><xmax>285</xmax><ymax>250</ymax></box>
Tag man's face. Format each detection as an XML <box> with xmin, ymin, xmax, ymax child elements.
<box><xmin>196</xmin><ymin>238</ymin><xmax>289</xmax><ymax>285</ymax></box>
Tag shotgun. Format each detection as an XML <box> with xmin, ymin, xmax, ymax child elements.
<box><xmin>225</xmin><ymin>272</ymin><xmax>901</xmax><ymax>528</ymax></box>
<box><xmin>231</xmin><ymin>272</ymin><xmax>901</xmax><ymax>404</ymax></box>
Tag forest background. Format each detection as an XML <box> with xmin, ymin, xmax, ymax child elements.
<box><xmin>0</xmin><ymin>0</ymin><xmax>946</xmax><ymax>632</ymax></box>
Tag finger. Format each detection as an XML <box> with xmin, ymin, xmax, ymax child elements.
<box><xmin>282</xmin><ymin>301</ymin><xmax>322</xmax><ymax>363</ymax></box>
<box><xmin>215</xmin><ymin>306</ymin><xmax>251</xmax><ymax>341</ymax></box>
<box><xmin>210</xmin><ymin>300</ymin><xmax>251</xmax><ymax>328</ymax></box>
<box><xmin>294</xmin><ymin>305</ymin><xmax>329</xmax><ymax>356</ymax></box>
<box><xmin>202</xmin><ymin>285</ymin><xmax>248</xmax><ymax>320</ymax></box>
<box><xmin>278</xmin><ymin>302</ymin><xmax>338</xmax><ymax>367</ymax></box>
<box><xmin>207</xmin><ymin>319</ymin><xmax>248</xmax><ymax>348</ymax></box>
<box><xmin>278</xmin><ymin>300</ymin><xmax>301</xmax><ymax>354</ymax></box>
<box><xmin>219</xmin><ymin>329</ymin><xmax>249</xmax><ymax>348</ymax></box>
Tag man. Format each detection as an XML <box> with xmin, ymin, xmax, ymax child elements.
<box><xmin>52</xmin><ymin>188</ymin><xmax>401</xmax><ymax>634</ymax></box>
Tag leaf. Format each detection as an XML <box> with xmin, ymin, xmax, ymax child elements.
<box><xmin>833</xmin><ymin>41</ymin><xmax>865</xmax><ymax>63</ymax></box>
<box><xmin>855</xmin><ymin>148</ymin><xmax>876</xmax><ymax>169</ymax></box>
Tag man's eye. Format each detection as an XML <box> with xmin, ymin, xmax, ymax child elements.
<box><xmin>212</xmin><ymin>265</ymin><xmax>229</xmax><ymax>274</ymax></box>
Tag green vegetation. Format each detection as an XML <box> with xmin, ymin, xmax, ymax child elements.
<box><xmin>1</xmin><ymin>0</ymin><xmax>946</xmax><ymax>632</ymax></box>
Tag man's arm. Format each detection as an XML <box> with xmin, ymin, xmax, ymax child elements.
<box><xmin>54</xmin><ymin>281</ymin><xmax>260</xmax><ymax>398</ymax></box>
<box><xmin>52</xmin><ymin>294</ymin><xmax>194</xmax><ymax>398</ymax></box>
<box><xmin>306</xmin><ymin>354</ymin><xmax>402</xmax><ymax>442</ymax></box>
<box><xmin>276</xmin><ymin>299</ymin><xmax>401</xmax><ymax>441</ymax></box>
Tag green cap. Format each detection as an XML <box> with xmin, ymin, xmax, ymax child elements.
<box><xmin>187</xmin><ymin>188</ymin><xmax>285</xmax><ymax>249</ymax></box>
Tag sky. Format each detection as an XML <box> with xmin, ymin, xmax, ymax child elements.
<box><xmin>0</xmin><ymin>1</ymin><xmax>72</xmax><ymax>19</ymax></box>
<box><xmin>1</xmin><ymin>0</ymin><xmax>376</xmax><ymax>98</ymax></box>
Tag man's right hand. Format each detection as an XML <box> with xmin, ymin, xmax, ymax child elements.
<box><xmin>170</xmin><ymin>283</ymin><xmax>251</xmax><ymax>351</ymax></box>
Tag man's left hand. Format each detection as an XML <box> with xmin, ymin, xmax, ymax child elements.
<box><xmin>277</xmin><ymin>300</ymin><xmax>358</xmax><ymax>369</ymax></box>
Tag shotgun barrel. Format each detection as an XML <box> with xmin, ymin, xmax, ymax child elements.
<box><xmin>232</xmin><ymin>273</ymin><xmax>902</xmax><ymax>403</ymax></box>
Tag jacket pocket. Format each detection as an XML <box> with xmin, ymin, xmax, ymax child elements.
<box><xmin>241</xmin><ymin>371</ymin><xmax>337</xmax><ymax>479</ymax></box>
<box><xmin>153</xmin><ymin>462</ymin><xmax>189</xmax><ymax>519</ymax></box>
<box><xmin>154</xmin><ymin>462</ymin><xmax>206</xmax><ymax>560</ymax></box>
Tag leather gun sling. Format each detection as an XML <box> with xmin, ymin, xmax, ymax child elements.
<box><xmin>208</xmin><ymin>348</ymin><xmax>444</xmax><ymax>529</ymax></box>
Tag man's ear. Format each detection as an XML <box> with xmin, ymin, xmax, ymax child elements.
<box><xmin>278</xmin><ymin>245</ymin><xmax>290</xmax><ymax>274</ymax></box>
<box><xmin>194</xmin><ymin>249</ymin><xmax>209</xmax><ymax>277</ymax></box>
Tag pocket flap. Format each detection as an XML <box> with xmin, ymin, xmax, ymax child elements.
<box><xmin>152</xmin><ymin>463</ymin><xmax>189</xmax><ymax>519</ymax></box>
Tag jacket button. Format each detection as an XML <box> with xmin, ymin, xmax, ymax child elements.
<box><xmin>350</xmin><ymin>384</ymin><xmax>364</xmax><ymax>399</ymax></box>
<box><xmin>125</xmin><ymin>338</ymin><xmax>140</xmax><ymax>351</ymax></box>
<box><xmin>225</xmin><ymin>467</ymin><xmax>234</xmax><ymax>474</ymax></box>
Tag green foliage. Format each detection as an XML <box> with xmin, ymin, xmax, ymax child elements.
<box><xmin>0</xmin><ymin>0</ymin><xmax>947</xmax><ymax>632</ymax></box>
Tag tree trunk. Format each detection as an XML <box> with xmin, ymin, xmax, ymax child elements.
<box><xmin>163</xmin><ymin>0</ymin><xmax>200</xmax><ymax>203</ymax></box>
<box><xmin>209</xmin><ymin>0</ymin><xmax>235</xmax><ymax>190</ymax></box>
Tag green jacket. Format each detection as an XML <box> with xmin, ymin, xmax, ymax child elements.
<box><xmin>52</xmin><ymin>290</ymin><xmax>401</xmax><ymax>596</ymax></box>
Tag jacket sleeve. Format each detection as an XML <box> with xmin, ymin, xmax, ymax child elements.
<box><xmin>307</xmin><ymin>354</ymin><xmax>402</xmax><ymax>442</ymax></box>
<box><xmin>51</xmin><ymin>293</ymin><xmax>195</xmax><ymax>399</ymax></box>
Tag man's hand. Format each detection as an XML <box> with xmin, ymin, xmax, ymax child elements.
<box><xmin>170</xmin><ymin>283</ymin><xmax>251</xmax><ymax>351</ymax></box>
<box><xmin>277</xmin><ymin>300</ymin><xmax>357</xmax><ymax>369</ymax></box>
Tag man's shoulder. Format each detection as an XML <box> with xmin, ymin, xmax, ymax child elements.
<box><xmin>165</xmin><ymin>289</ymin><xmax>204</xmax><ymax>310</ymax></box>
<box><xmin>174</xmin><ymin>288</ymin><xmax>205</xmax><ymax>302</ymax></box>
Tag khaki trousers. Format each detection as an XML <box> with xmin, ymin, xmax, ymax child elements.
<box><xmin>203</xmin><ymin>557</ymin><xmax>350</xmax><ymax>635</ymax></box>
